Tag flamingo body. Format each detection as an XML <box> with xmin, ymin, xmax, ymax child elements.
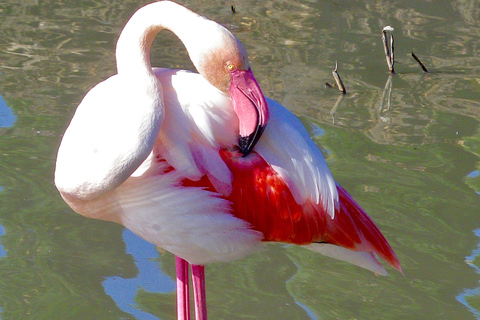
<box><xmin>58</xmin><ymin>68</ymin><xmax>399</xmax><ymax>271</ymax></box>
<box><xmin>55</xmin><ymin>2</ymin><xmax>401</xmax><ymax>319</ymax></box>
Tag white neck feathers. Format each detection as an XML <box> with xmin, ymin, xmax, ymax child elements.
<box><xmin>115</xmin><ymin>1</ymin><xmax>227</xmax><ymax>77</ymax></box>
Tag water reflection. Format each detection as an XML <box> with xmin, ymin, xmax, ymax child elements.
<box><xmin>103</xmin><ymin>230</ymin><xmax>174</xmax><ymax>320</ymax></box>
<box><xmin>0</xmin><ymin>96</ymin><xmax>15</xmax><ymax>129</ymax></box>
<box><xmin>458</xmin><ymin>228</ymin><xmax>480</xmax><ymax>318</ymax></box>
<box><xmin>0</xmin><ymin>94</ymin><xmax>12</xmax><ymax>272</ymax></box>
<box><xmin>0</xmin><ymin>225</ymin><xmax>6</xmax><ymax>258</ymax></box>
<box><xmin>285</xmin><ymin>260</ymin><xmax>318</xmax><ymax>320</ymax></box>
<box><xmin>467</xmin><ymin>171</ymin><xmax>480</xmax><ymax>179</ymax></box>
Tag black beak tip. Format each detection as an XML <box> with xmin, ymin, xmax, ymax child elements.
<box><xmin>239</xmin><ymin>136</ymin><xmax>252</xmax><ymax>157</ymax></box>
<box><xmin>238</xmin><ymin>125</ymin><xmax>266</xmax><ymax>157</ymax></box>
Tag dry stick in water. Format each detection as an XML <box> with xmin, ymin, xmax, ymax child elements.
<box><xmin>332</xmin><ymin>61</ymin><xmax>347</xmax><ymax>94</ymax></box>
<box><xmin>411</xmin><ymin>52</ymin><xmax>428</xmax><ymax>72</ymax></box>
<box><xmin>382</xmin><ymin>26</ymin><xmax>395</xmax><ymax>73</ymax></box>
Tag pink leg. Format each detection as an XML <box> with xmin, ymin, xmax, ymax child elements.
<box><xmin>192</xmin><ymin>264</ymin><xmax>207</xmax><ymax>320</ymax></box>
<box><xmin>176</xmin><ymin>256</ymin><xmax>190</xmax><ymax>320</ymax></box>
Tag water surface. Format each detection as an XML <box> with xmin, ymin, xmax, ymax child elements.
<box><xmin>1</xmin><ymin>0</ymin><xmax>480</xmax><ymax>319</ymax></box>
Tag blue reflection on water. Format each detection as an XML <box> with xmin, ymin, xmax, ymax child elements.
<box><xmin>467</xmin><ymin>170</ymin><xmax>480</xmax><ymax>179</ymax></box>
<box><xmin>103</xmin><ymin>229</ymin><xmax>175</xmax><ymax>320</ymax></box>
<box><xmin>286</xmin><ymin>259</ymin><xmax>318</xmax><ymax>320</ymax></box>
<box><xmin>309</xmin><ymin>124</ymin><xmax>332</xmax><ymax>158</ymax></box>
<box><xmin>456</xmin><ymin>228</ymin><xmax>480</xmax><ymax>318</ymax></box>
<box><xmin>0</xmin><ymin>96</ymin><xmax>15</xmax><ymax>128</ymax></box>
<box><xmin>310</xmin><ymin>124</ymin><xmax>325</xmax><ymax>138</ymax></box>
<box><xmin>0</xmin><ymin>211</ymin><xmax>5</xmax><ymax>320</ymax></box>
<box><xmin>0</xmin><ymin>224</ymin><xmax>6</xmax><ymax>258</ymax></box>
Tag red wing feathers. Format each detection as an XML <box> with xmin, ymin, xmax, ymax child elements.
<box><xmin>183</xmin><ymin>149</ymin><xmax>401</xmax><ymax>272</ymax></box>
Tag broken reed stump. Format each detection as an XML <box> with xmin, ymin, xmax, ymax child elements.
<box><xmin>382</xmin><ymin>26</ymin><xmax>395</xmax><ymax>73</ymax></box>
<box><xmin>411</xmin><ymin>52</ymin><xmax>428</xmax><ymax>72</ymax></box>
<box><xmin>332</xmin><ymin>61</ymin><xmax>347</xmax><ymax>94</ymax></box>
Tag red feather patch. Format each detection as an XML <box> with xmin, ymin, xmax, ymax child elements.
<box><xmin>183</xmin><ymin>149</ymin><xmax>401</xmax><ymax>272</ymax></box>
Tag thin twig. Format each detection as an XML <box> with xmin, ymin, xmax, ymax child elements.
<box><xmin>390</xmin><ymin>32</ymin><xmax>394</xmax><ymax>70</ymax></box>
<box><xmin>381</xmin><ymin>31</ymin><xmax>391</xmax><ymax>70</ymax></box>
<box><xmin>411</xmin><ymin>52</ymin><xmax>428</xmax><ymax>72</ymax></box>
<box><xmin>382</xmin><ymin>26</ymin><xmax>395</xmax><ymax>73</ymax></box>
<box><xmin>332</xmin><ymin>61</ymin><xmax>346</xmax><ymax>94</ymax></box>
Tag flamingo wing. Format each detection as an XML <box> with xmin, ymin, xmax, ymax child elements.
<box><xmin>256</xmin><ymin>98</ymin><xmax>338</xmax><ymax>218</ymax></box>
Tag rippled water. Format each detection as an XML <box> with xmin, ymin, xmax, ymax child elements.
<box><xmin>1</xmin><ymin>0</ymin><xmax>480</xmax><ymax>319</ymax></box>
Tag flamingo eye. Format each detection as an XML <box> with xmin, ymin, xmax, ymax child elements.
<box><xmin>227</xmin><ymin>64</ymin><xmax>235</xmax><ymax>71</ymax></box>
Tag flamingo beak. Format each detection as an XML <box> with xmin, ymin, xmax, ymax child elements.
<box><xmin>229</xmin><ymin>68</ymin><xmax>269</xmax><ymax>157</ymax></box>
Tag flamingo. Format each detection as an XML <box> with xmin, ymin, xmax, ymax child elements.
<box><xmin>54</xmin><ymin>1</ymin><xmax>402</xmax><ymax>319</ymax></box>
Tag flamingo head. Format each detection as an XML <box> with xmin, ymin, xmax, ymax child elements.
<box><xmin>189</xmin><ymin>27</ymin><xmax>269</xmax><ymax>156</ymax></box>
<box><xmin>227</xmin><ymin>64</ymin><xmax>269</xmax><ymax>157</ymax></box>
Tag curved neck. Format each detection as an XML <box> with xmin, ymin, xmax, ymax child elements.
<box><xmin>115</xmin><ymin>1</ymin><xmax>213</xmax><ymax>77</ymax></box>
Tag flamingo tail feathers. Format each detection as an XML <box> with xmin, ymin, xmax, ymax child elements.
<box><xmin>316</xmin><ymin>184</ymin><xmax>402</xmax><ymax>274</ymax></box>
<box><xmin>302</xmin><ymin>243</ymin><xmax>389</xmax><ymax>275</ymax></box>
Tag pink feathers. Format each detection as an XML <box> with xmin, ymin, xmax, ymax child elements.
<box><xmin>184</xmin><ymin>149</ymin><xmax>401</xmax><ymax>273</ymax></box>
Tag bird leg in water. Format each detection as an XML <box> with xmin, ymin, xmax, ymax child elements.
<box><xmin>176</xmin><ymin>256</ymin><xmax>191</xmax><ymax>320</ymax></box>
<box><xmin>192</xmin><ymin>264</ymin><xmax>207</xmax><ymax>320</ymax></box>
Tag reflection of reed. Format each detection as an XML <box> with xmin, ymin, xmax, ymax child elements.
<box><xmin>330</xmin><ymin>94</ymin><xmax>345</xmax><ymax>125</ymax></box>
<box><xmin>379</xmin><ymin>74</ymin><xmax>393</xmax><ymax>116</ymax></box>
<box><xmin>328</xmin><ymin>61</ymin><xmax>347</xmax><ymax>124</ymax></box>
<box><xmin>366</xmin><ymin>75</ymin><xmax>394</xmax><ymax>144</ymax></box>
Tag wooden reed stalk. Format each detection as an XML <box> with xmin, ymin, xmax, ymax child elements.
<box><xmin>411</xmin><ymin>52</ymin><xmax>428</xmax><ymax>72</ymax></box>
<box><xmin>382</xmin><ymin>26</ymin><xmax>395</xmax><ymax>73</ymax></box>
<box><xmin>332</xmin><ymin>61</ymin><xmax>346</xmax><ymax>94</ymax></box>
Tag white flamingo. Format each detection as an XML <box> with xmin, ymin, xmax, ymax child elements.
<box><xmin>55</xmin><ymin>1</ymin><xmax>401</xmax><ymax>319</ymax></box>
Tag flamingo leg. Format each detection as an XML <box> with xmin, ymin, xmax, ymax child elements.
<box><xmin>192</xmin><ymin>264</ymin><xmax>207</xmax><ymax>320</ymax></box>
<box><xmin>176</xmin><ymin>256</ymin><xmax>191</xmax><ymax>320</ymax></box>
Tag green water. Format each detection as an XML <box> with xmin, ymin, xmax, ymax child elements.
<box><xmin>1</xmin><ymin>0</ymin><xmax>480</xmax><ymax>319</ymax></box>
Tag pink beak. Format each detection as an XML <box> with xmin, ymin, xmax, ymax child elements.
<box><xmin>228</xmin><ymin>68</ymin><xmax>269</xmax><ymax>156</ymax></box>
